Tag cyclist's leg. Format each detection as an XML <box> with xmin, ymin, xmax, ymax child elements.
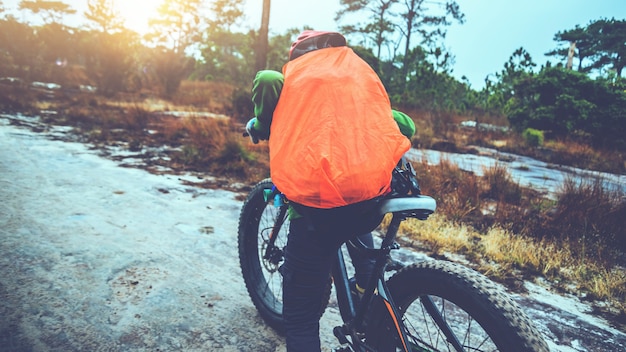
<box><xmin>282</xmin><ymin>217</ymin><xmax>338</xmax><ymax>352</ymax></box>
<box><xmin>347</xmin><ymin>232</ymin><xmax>376</xmax><ymax>289</ymax></box>
<box><xmin>282</xmin><ymin>208</ymin><xmax>362</xmax><ymax>351</ymax></box>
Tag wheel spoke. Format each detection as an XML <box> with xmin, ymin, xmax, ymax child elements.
<box><xmin>395</xmin><ymin>289</ymin><xmax>502</xmax><ymax>352</ymax></box>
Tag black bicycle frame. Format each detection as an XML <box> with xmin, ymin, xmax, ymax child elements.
<box><xmin>331</xmin><ymin>212</ymin><xmax>465</xmax><ymax>352</ymax></box>
<box><xmin>331</xmin><ymin>213</ymin><xmax>412</xmax><ymax>352</ymax></box>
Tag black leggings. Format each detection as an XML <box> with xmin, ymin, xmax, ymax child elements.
<box><xmin>281</xmin><ymin>216</ymin><xmax>375</xmax><ymax>351</ymax></box>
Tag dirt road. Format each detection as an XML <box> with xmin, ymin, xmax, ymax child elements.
<box><xmin>0</xmin><ymin>115</ymin><xmax>624</xmax><ymax>351</ymax></box>
<box><xmin>0</xmin><ymin>117</ymin><xmax>302</xmax><ymax>351</ymax></box>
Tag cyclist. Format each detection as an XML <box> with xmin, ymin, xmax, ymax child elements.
<box><xmin>245</xmin><ymin>30</ymin><xmax>415</xmax><ymax>352</ymax></box>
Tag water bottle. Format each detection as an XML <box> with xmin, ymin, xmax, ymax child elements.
<box><xmin>263</xmin><ymin>189</ymin><xmax>272</xmax><ymax>202</ymax></box>
<box><xmin>274</xmin><ymin>194</ymin><xmax>283</xmax><ymax>207</ymax></box>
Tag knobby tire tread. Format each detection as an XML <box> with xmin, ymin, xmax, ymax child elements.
<box><xmin>366</xmin><ymin>260</ymin><xmax>549</xmax><ymax>352</ymax></box>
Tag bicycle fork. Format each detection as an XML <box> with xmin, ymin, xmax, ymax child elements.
<box><xmin>262</xmin><ymin>203</ymin><xmax>288</xmax><ymax>265</ymax></box>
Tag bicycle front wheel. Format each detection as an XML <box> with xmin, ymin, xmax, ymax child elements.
<box><xmin>365</xmin><ymin>260</ymin><xmax>549</xmax><ymax>352</ymax></box>
<box><xmin>238</xmin><ymin>178</ymin><xmax>289</xmax><ymax>333</ymax></box>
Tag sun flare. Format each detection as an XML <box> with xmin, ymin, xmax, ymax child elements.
<box><xmin>113</xmin><ymin>0</ymin><xmax>160</xmax><ymax>35</ymax></box>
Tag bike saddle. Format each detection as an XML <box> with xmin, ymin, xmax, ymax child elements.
<box><xmin>377</xmin><ymin>195</ymin><xmax>436</xmax><ymax>220</ymax></box>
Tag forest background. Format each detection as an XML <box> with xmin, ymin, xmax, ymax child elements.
<box><xmin>1</xmin><ymin>0</ymin><xmax>625</xmax><ymax>329</ymax></box>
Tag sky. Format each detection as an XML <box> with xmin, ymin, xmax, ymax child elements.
<box><xmin>4</xmin><ymin>0</ymin><xmax>626</xmax><ymax>89</ymax></box>
<box><xmin>246</xmin><ymin>0</ymin><xmax>626</xmax><ymax>89</ymax></box>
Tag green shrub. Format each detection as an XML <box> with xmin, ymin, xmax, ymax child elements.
<box><xmin>522</xmin><ymin>128</ymin><xmax>544</xmax><ymax>147</ymax></box>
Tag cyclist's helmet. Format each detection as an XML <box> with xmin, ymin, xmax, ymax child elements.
<box><xmin>289</xmin><ymin>30</ymin><xmax>347</xmax><ymax>61</ymax></box>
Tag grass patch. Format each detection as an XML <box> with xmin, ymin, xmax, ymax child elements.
<box><xmin>393</xmin><ymin>214</ymin><xmax>626</xmax><ymax>324</ymax></box>
<box><xmin>482</xmin><ymin>163</ymin><xmax>522</xmax><ymax>204</ymax></box>
<box><xmin>389</xmin><ymin>214</ymin><xmax>474</xmax><ymax>256</ymax></box>
<box><xmin>415</xmin><ymin>158</ymin><xmax>482</xmax><ymax>223</ymax></box>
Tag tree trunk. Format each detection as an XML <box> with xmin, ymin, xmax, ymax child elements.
<box><xmin>255</xmin><ymin>0</ymin><xmax>270</xmax><ymax>72</ymax></box>
<box><xmin>567</xmin><ymin>41</ymin><xmax>576</xmax><ymax>70</ymax></box>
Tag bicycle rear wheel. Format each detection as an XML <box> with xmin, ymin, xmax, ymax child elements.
<box><xmin>238</xmin><ymin>179</ymin><xmax>332</xmax><ymax>334</ymax></box>
<box><xmin>365</xmin><ymin>260</ymin><xmax>549</xmax><ymax>352</ymax></box>
<box><xmin>238</xmin><ymin>178</ymin><xmax>289</xmax><ymax>333</ymax></box>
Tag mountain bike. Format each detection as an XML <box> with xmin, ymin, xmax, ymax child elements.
<box><xmin>238</xmin><ymin>157</ymin><xmax>549</xmax><ymax>351</ymax></box>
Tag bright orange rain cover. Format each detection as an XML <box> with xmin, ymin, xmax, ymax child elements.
<box><xmin>269</xmin><ymin>47</ymin><xmax>410</xmax><ymax>208</ymax></box>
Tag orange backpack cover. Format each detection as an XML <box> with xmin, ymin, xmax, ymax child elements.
<box><xmin>270</xmin><ymin>47</ymin><xmax>410</xmax><ymax>208</ymax></box>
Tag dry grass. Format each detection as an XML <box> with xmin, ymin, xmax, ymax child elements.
<box><xmin>392</xmin><ymin>154</ymin><xmax>626</xmax><ymax>323</ymax></box>
<box><xmin>4</xmin><ymin>82</ymin><xmax>269</xmax><ymax>184</ymax></box>
<box><xmin>150</xmin><ymin>113</ymin><xmax>268</xmax><ymax>181</ymax></box>
<box><xmin>385</xmin><ymin>213</ymin><xmax>474</xmax><ymax>255</ymax></box>
<box><xmin>394</xmin><ymin>215</ymin><xmax>626</xmax><ymax>322</ymax></box>
<box><xmin>497</xmin><ymin>133</ymin><xmax>625</xmax><ymax>175</ymax></box>
<box><xmin>544</xmin><ymin>139</ymin><xmax>623</xmax><ymax>173</ymax></box>
<box><xmin>482</xmin><ymin>163</ymin><xmax>522</xmax><ymax>204</ymax></box>
<box><xmin>480</xmin><ymin>227</ymin><xmax>569</xmax><ymax>276</ymax></box>
<box><xmin>548</xmin><ymin>177</ymin><xmax>626</xmax><ymax>264</ymax></box>
<box><xmin>172</xmin><ymin>81</ymin><xmax>237</xmax><ymax>114</ymax></box>
<box><xmin>415</xmin><ymin>158</ymin><xmax>483</xmax><ymax>223</ymax></box>
<box><xmin>412</xmin><ymin>155</ymin><xmax>625</xmax><ymax>256</ymax></box>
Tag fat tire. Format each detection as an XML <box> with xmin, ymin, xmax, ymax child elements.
<box><xmin>365</xmin><ymin>260</ymin><xmax>549</xmax><ymax>352</ymax></box>
<box><xmin>238</xmin><ymin>178</ymin><xmax>331</xmax><ymax>334</ymax></box>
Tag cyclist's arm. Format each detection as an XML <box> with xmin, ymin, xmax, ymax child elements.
<box><xmin>251</xmin><ymin>70</ymin><xmax>284</xmax><ymax>139</ymax></box>
<box><xmin>392</xmin><ymin>109</ymin><xmax>416</xmax><ymax>139</ymax></box>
